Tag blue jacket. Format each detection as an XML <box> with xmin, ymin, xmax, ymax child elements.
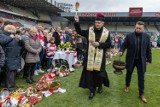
<box><xmin>0</xmin><ymin>32</ymin><xmax>24</xmax><ymax>71</ymax></box>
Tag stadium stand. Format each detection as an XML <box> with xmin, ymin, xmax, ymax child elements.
<box><xmin>37</xmin><ymin>12</ymin><xmax>51</xmax><ymax>21</ymax></box>
<box><xmin>117</xmin><ymin>25</ymin><xmax>134</xmax><ymax>32</ymax></box>
<box><xmin>8</xmin><ymin>5</ymin><xmax>37</xmax><ymax>19</ymax></box>
<box><xmin>146</xmin><ymin>25</ymin><xmax>159</xmax><ymax>35</ymax></box>
<box><xmin>0</xmin><ymin>2</ymin><xmax>11</xmax><ymax>11</ymax></box>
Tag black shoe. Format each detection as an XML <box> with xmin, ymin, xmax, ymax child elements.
<box><xmin>30</xmin><ymin>77</ymin><xmax>36</xmax><ymax>82</ymax></box>
<box><xmin>88</xmin><ymin>92</ymin><xmax>95</xmax><ymax>100</ymax></box>
<box><xmin>98</xmin><ymin>87</ymin><xmax>103</xmax><ymax>94</ymax></box>
<box><xmin>26</xmin><ymin>78</ymin><xmax>33</xmax><ymax>84</ymax></box>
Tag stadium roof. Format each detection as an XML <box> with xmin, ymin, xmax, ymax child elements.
<box><xmin>60</xmin><ymin>12</ymin><xmax>160</xmax><ymax>22</ymax></box>
<box><xmin>1</xmin><ymin>0</ymin><xmax>64</xmax><ymax>13</ymax></box>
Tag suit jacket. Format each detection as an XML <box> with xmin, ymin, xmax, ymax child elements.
<box><xmin>120</xmin><ymin>32</ymin><xmax>152</xmax><ymax>72</ymax></box>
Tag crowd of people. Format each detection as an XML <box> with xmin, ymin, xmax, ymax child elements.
<box><xmin>0</xmin><ymin>21</ymin><xmax>87</xmax><ymax>91</ymax></box>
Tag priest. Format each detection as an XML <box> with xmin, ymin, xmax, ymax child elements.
<box><xmin>74</xmin><ymin>13</ymin><xmax>111</xmax><ymax>100</ymax></box>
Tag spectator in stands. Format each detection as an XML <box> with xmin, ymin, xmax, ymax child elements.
<box><xmin>34</xmin><ymin>25</ymin><xmax>45</xmax><ymax>75</ymax></box>
<box><xmin>76</xmin><ymin>36</ymin><xmax>84</xmax><ymax>62</ymax></box>
<box><xmin>46</xmin><ymin>37</ymin><xmax>56</xmax><ymax>71</ymax></box>
<box><xmin>70</xmin><ymin>33</ymin><xmax>77</xmax><ymax>50</ymax></box>
<box><xmin>0</xmin><ymin>25</ymin><xmax>24</xmax><ymax>91</ymax></box>
<box><xmin>119</xmin><ymin>21</ymin><xmax>152</xmax><ymax>103</ymax></box>
<box><xmin>53</xmin><ymin>27</ymin><xmax>61</xmax><ymax>46</ymax></box>
<box><xmin>151</xmin><ymin>36</ymin><xmax>157</xmax><ymax>48</ymax></box>
<box><xmin>64</xmin><ymin>27</ymin><xmax>71</xmax><ymax>43</ymax></box>
<box><xmin>114</xmin><ymin>35</ymin><xmax>119</xmax><ymax>49</ymax></box>
<box><xmin>25</xmin><ymin>27</ymin><xmax>42</xmax><ymax>84</ymax></box>
<box><xmin>157</xmin><ymin>35</ymin><xmax>160</xmax><ymax>47</ymax></box>
<box><xmin>74</xmin><ymin>13</ymin><xmax>111</xmax><ymax>100</ymax></box>
<box><xmin>118</xmin><ymin>34</ymin><xmax>124</xmax><ymax>49</ymax></box>
<box><xmin>41</xmin><ymin>29</ymin><xmax>49</xmax><ymax>69</ymax></box>
<box><xmin>49</xmin><ymin>27</ymin><xmax>55</xmax><ymax>38</ymax></box>
<box><xmin>110</xmin><ymin>35</ymin><xmax>115</xmax><ymax>49</ymax></box>
<box><xmin>68</xmin><ymin>29</ymin><xmax>73</xmax><ymax>36</ymax></box>
<box><xmin>62</xmin><ymin>30</ymin><xmax>70</xmax><ymax>43</ymax></box>
<box><xmin>21</xmin><ymin>28</ymin><xmax>30</xmax><ymax>79</ymax></box>
<box><xmin>21</xmin><ymin>28</ymin><xmax>29</xmax><ymax>42</ymax></box>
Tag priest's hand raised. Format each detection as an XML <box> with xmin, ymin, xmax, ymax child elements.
<box><xmin>74</xmin><ymin>15</ymin><xmax>79</xmax><ymax>22</ymax></box>
<box><xmin>91</xmin><ymin>42</ymin><xmax>99</xmax><ymax>47</ymax></box>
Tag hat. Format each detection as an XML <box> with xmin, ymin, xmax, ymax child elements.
<box><xmin>95</xmin><ymin>12</ymin><xmax>105</xmax><ymax>22</ymax></box>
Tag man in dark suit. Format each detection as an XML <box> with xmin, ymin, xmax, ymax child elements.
<box><xmin>119</xmin><ymin>21</ymin><xmax>152</xmax><ymax>103</ymax></box>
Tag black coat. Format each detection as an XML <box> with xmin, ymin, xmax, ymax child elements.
<box><xmin>52</xmin><ymin>32</ymin><xmax>60</xmax><ymax>46</ymax></box>
<box><xmin>120</xmin><ymin>32</ymin><xmax>152</xmax><ymax>72</ymax></box>
<box><xmin>74</xmin><ymin>22</ymin><xmax>111</xmax><ymax>88</ymax></box>
<box><xmin>0</xmin><ymin>32</ymin><xmax>24</xmax><ymax>71</ymax></box>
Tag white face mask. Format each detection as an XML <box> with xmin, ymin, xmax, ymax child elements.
<box><xmin>10</xmin><ymin>34</ymin><xmax>15</xmax><ymax>38</ymax></box>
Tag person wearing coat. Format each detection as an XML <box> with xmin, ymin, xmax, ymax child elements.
<box><xmin>25</xmin><ymin>27</ymin><xmax>42</xmax><ymax>84</ymax></box>
<box><xmin>74</xmin><ymin>13</ymin><xmax>111</xmax><ymax>100</ymax></box>
<box><xmin>52</xmin><ymin>27</ymin><xmax>61</xmax><ymax>46</ymax></box>
<box><xmin>0</xmin><ymin>25</ymin><xmax>24</xmax><ymax>91</ymax></box>
<box><xmin>119</xmin><ymin>21</ymin><xmax>152</xmax><ymax>103</ymax></box>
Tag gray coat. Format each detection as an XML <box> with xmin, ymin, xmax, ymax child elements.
<box><xmin>25</xmin><ymin>36</ymin><xmax>42</xmax><ymax>63</ymax></box>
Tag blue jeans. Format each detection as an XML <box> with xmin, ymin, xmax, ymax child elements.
<box><xmin>47</xmin><ymin>58</ymin><xmax>53</xmax><ymax>69</ymax></box>
<box><xmin>34</xmin><ymin>49</ymin><xmax>45</xmax><ymax>70</ymax></box>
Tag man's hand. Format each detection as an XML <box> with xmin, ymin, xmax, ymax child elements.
<box><xmin>91</xmin><ymin>42</ymin><xmax>99</xmax><ymax>47</ymax></box>
<box><xmin>146</xmin><ymin>62</ymin><xmax>151</xmax><ymax>64</ymax></box>
<box><xmin>74</xmin><ymin>15</ymin><xmax>79</xmax><ymax>22</ymax></box>
<box><xmin>118</xmin><ymin>52</ymin><xmax>123</xmax><ymax>56</ymax></box>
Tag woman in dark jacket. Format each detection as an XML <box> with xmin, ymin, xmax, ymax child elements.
<box><xmin>0</xmin><ymin>25</ymin><xmax>24</xmax><ymax>91</ymax></box>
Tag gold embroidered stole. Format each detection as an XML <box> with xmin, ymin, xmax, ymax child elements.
<box><xmin>87</xmin><ymin>26</ymin><xmax>109</xmax><ymax>71</ymax></box>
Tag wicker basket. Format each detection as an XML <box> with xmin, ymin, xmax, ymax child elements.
<box><xmin>59</xmin><ymin>65</ymin><xmax>70</xmax><ymax>77</ymax></box>
<box><xmin>49</xmin><ymin>82</ymin><xmax>61</xmax><ymax>90</ymax></box>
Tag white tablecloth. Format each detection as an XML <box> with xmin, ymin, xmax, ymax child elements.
<box><xmin>52</xmin><ymin>51</ymin><xmax>77</xmax><ymax>68</ymax></box>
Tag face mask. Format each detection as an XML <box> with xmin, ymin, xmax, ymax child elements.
<box><xmin>10</xmin><ymin>34</ymin><xmax>15</xmax><ymax>38</ymax></box>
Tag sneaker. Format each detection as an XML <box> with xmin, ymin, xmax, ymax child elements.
<box><xmin>38</xmin><ymin>69</ymin><xmax>45</xmax><ymax>73</ymax></box>
<box><xmin>34</xmin><ymin>70</ymin><xmax>39</xmax><ymax>76</ymax></box>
